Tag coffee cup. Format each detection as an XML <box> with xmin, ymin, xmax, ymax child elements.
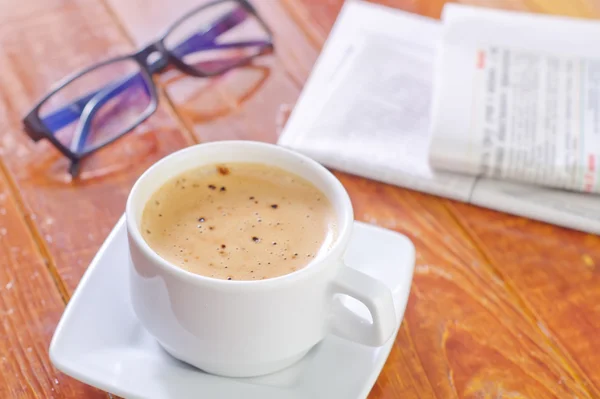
<box><xmin>126</xmin><ymin>141</ymin><xmax>396</xmax><ymax>378</ymax></box>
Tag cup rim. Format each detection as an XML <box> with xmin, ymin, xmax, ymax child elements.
<box><xmin>126</xmin><ymin>141</ymin><xmax>354</xmax><ymax>290</ymax></box>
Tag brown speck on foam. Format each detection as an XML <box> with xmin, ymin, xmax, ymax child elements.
<box><xmin>221</xmin><ymin>244</ymin><xmax>226</xmax><ymax>249</ymax></box>
<box><xmin>249</xmin><ymin>196</ymin><xmax>255</xmax><ymax>200</ymax></box>
<box><xmin>227</xmin><ymin>277</ymin><xmax>232</xmax><ymax>280</ymax></box>
<box><xmin>209</xmin><ymin>226</ymin><xmax>215</xmax><ymax>230</ymax></box>
<box><xmin>217</xmin><ymin>165</ymin><xmax>230</xmax><ymax>175</ymax></box>
<box><xmin>198</xmin><ymin>217</ymin><xmax>205</xmax><ymax>222</ymax></box>
<box><xmin>208</xmin><ymin>184</ymin><xmax>216</xmax><ymax>190</ymax></box>
<box><xmin>220</xmin><ymin>186</ymin><xmax>226</xmax><ymax>192</ymax></box>
<box><xmin>252</xmin><ymin>236</ymin><xmax>260</xmax><ymax>243</ymax></box>
<box><xmin>271</xmin><ymin>204</ymin><xmax>278</xmax><ymax>209</ymax></box>
<box><xmin>145</xmin><ymin>229</ymin><xmax>151</xmax><ymax>234</ymax></box>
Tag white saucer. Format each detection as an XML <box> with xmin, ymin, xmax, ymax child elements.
<box><xmin>50</xmin><ymin>217</ymin><xmax>415</xmax><ymax>399</ymax></box>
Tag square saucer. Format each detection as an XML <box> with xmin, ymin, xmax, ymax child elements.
<box><xmin>50</xmin><ymin>217</ymin><xmax>415</xmax><ymax>399</ymax></box>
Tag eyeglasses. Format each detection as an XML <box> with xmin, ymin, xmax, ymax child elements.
<box><xmin>22</xmin><ymin>0</ymin><xmax>273</xmax><ymax>177</ymax></box>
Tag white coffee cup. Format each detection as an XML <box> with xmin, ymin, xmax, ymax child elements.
<box><xmin>126</xmin><ymin>141</ymin><xmax>396</xmax><ymax>378</ymax></box>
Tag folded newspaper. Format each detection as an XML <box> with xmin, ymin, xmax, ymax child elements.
<box><xmin>430</xmin><ymin>5</ymin><xmax>600</xmax><ymax>194</ymax></box>
<box><xmin>278</xmin><ymin>0</ymin><xmax>600</xmax><ymax>234</ymax></box>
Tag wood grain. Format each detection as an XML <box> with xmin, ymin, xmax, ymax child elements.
<box><xmin>338</xmin><ymin>173</ymin><xmax>591</xmax><ymax>398</ymax></box>
<box><xmin>0</xmin><ymin>0</ymin><xmax>194</xmax><ymax>294</ymax></box>
<box><xmin>0</xmin><ymin>172</ymin><xmax>105</xmax><ymax>397</ymax></box>
<box><xmin>447</xmin><ymin>201</ymin><xmax>600</xmax><ymax>394</ymax></box>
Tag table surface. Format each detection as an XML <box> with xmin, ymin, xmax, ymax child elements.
<box><xmin>1</xmin><ymin>0</ymin><xmax>600</xmax><ymax>397</ymax></box>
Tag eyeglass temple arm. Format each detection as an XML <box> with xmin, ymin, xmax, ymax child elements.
<box><xmin>42</xmin><ymin>6</ymin><xmax>270</xmax><ymax>134</ymax></box>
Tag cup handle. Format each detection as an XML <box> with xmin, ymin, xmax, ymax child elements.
<box><xmin>329</xmin><ymin>265</ymin><xmax>397</xmax><ymax>347</ymax></box>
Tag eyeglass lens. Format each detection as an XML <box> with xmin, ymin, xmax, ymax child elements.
<box><xmin>39</xmin><ymin>59</ymin><xmax>154</xmax><ymax>155</ymax></box>
<box><xmin>164</xmin><ymin>0</ymin><xmax>271</xmax><ymax>75</ymax></box>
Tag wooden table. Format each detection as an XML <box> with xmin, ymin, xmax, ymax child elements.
<box><xmin>1</xmin><ymin>0</ymin><xmax>599</xmax><ymax>397</ymax></box>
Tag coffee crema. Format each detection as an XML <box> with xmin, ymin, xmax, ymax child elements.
<box><xmin>141</xmin><ymin>162</ymin><xmax>337</xmax><ymax>280</ymax></box>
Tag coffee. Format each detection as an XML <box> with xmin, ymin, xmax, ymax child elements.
<box><xmin>141</xmin><ymin>162</ymin><xmax>337</xmax><ymax>280</ymax></box>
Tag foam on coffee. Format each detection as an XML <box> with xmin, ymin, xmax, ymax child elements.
<box><xmin>141</xmin><ymin>162</ymin><xmax>337</xmax><ymax>280</ymax></box>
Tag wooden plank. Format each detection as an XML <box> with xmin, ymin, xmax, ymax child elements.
<box><xmin>0</xmin><ymin>173</ymin><xmax>105</xmax><ymax>397</ymax></box>
<box><xmin>338</xmin><ymin>172</ymin><xmax>591</xmax><ymax>398</ymax></box>
<box><xmin>447</xmin><ymin>201</ymin><xmax>600</xmax><ymax>394</ymax></box>
<box><xmin>106</xmin><ymin>1</ymin><xmax>595</xmax><ymax>397</ymax></box>
<box><xmin>0</xmin><ymin>0</ymin><xmax>194</xmax><ymax>294</ymax></box>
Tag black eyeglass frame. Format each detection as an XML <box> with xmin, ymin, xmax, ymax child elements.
<box><xmin>22</xmin><ymin>0</ymin><xmax>274</xmax><ymax>176</ymax></box>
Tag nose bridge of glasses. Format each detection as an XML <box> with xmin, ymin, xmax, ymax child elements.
<box><xmin>135</xmin><ymin>43</ymin><xmax>169</xmax><ymax>74</ymax></box>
